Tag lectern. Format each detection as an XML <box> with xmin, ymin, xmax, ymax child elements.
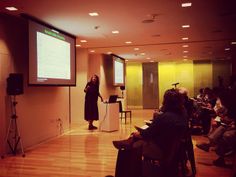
<box><xmin>99</xmin><ymin>102</ymin><xmax>119</xmax><ymax>132</ymax></box>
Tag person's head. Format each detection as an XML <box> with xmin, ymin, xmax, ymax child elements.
<box><xmin>90</xmin><ymin>75</ymin><xmax>100</xmax><ymax>86</ymax></box>
<box><xmin>178</xmin><ymin>87</ymin><xmax>190</xmax><ymax>103</ymax></box>
<box><xmin>199</xmin><ymin>88</ymin><xmax>204</xmax><ymax>94</ymax></box>
<box><xmin>178</xmin><ymin>87</ymin><xmax>188</xmax><ymax>97</ymax></box>
<box><xmin>161</xmin><ymin>88</ymin><xmax>184</xmax><ymax>114</ymax></box>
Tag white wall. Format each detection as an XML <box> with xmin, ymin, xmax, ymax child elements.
<box><xmin>70</xmin><ymin>48</ymin><xmax>89</xmax><ymax>124</ymax></box>
<box><xmin>0</xmin><ymin>14</ymin><xmax>70</xmax><ymax>153</ymax></box>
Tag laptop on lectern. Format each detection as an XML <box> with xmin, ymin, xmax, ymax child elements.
<box><xmin>108</xmin><ymin>95</ymin><xmax>118</xmax><ymax>103</ymax></box>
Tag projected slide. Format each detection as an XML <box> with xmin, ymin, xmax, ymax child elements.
<box><xmin>28</xmin><ymin>18</ymin><xmax>76</xmax><ymax>86</ymax></box>
<box><xmin>114</xmin><ymin>60</ymin><xmax>124</xmax><ymax>84</ymax></box>
<box><xmin>37</xmin><ymin>32</ymin><xmax>70</xmax><ymax>80</ymax></box>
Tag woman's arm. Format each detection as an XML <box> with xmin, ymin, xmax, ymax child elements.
<box><xmin>84</xmin><ymin>83</ymin><xmax>90</xmax><ymax>93</ymax></box>
<box><xmin>98</xmin><ymin>92</ymin><xmax>103</xmax><ymax>102</ymax></box>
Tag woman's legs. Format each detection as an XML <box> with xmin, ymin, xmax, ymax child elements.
<box><xmin>88</xmin><ymin>120</ymin><xmax>97</xmax><ymax>130</ymax></box>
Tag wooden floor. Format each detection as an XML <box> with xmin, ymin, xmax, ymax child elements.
<box><xmin>0</xmin><ymin>110</ymin><xmax>234</xmax><ymax>177</ymax></box>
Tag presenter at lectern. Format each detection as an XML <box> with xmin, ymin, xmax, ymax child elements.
<box><xmin>84</xmin><ymin>74</ymin><xmax>103</xmax><ymax>130</ymax></box>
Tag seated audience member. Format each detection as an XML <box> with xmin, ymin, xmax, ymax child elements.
<box><xmin>196</xmin><ymin>89</ymin><xmax>236</xmax><ymax>167</ymax></box>
<box><xmin>196</xmin><ymin>88</ymin><xmax>204</xmax><ymax>102</ymax></box>
<box><xmin>112</xmin><ymin>88</ymin><xmax>188</xmax><ymax>177</ymax></box>
<box><xmin>178</xmin><ymin>87</ymin><xmax>194</xmax><ymax>121</ymax></box>
<box><xmin>209</xmin><ymin>95</ymin><xmax>228</xmax><ymax>132</ymax></box>
<box><xmin>197</xmin><ymin>87</ymin><xmax>217</xmax><ymax>134</ymax></box>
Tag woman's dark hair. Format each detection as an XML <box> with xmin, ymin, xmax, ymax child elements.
<box><xmin>161</xmin><ymin>88</ymin><xmax>184</xmax><ymax>114</ymax></box>
<box><xmin>90</xmin><ymin>74</ymin><xmax>100</xmax><ymax>86</ymax></box>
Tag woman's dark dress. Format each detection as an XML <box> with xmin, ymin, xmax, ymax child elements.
<box><xmin>84</xmin><ymin>82</ymin><xmax>99</xmax><ymax>121</ymax></box>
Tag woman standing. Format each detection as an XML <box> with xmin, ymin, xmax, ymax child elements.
<box><xmin>84</xmin><ymin>75</ymin><xmax>103</xmax><ymax>130</ymax></box>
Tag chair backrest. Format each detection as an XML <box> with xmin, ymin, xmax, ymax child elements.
<box><xmin>159</xmin><ymin>125</ymin><xmax>188</xmax><ymax>177</ymax></box>
<box><xmin>161</xmin><ymin>125</ymin><xmax>187</xmax><ymax>166</ymax></box>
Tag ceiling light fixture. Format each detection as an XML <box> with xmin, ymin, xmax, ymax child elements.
<box><xmin>76</xmin><ymin>44</ymin><xmax>81</xmax><ymax>47</ymax></box>
<box><xmin>140</xmin><ymin>53</ymin><xmax>146</xmax><ymax>56</ymax></box>
<box><xmin>183</xmin><ymin>59</ymin><xmax>188</xmax><ymax>61</ymax></box>
<box><xmin>182</xmin><ymin>37</ymin><xmax>189</xmax><ymax>40</ymax></box>
<box><xmin>5</xmin><ymin>7</ymin><xmax>18</xmax><ymax>11</ymax></box>
<box><xmin>146</xmin><ymin>57</ymin><xmax>151</xmax><ymax>60</ymax></box>
<box><xmin>134</xmin><ymin>48</ymin><xmax>139</xmax><ymax>51</ymax></box>
<box><xmin>182</xmin><ymin>45</ymin><xmax>189</xmax><ymax>47</ymax></box>
<box><xmin>125</xmin><ymin>41</ymin><xmax>132</xmax><ymax>44</ymax></box>
<box><xmin>89</xmin><ymin>12</ymin><xmax>99</xmax><ymax>16</ymax></box>
<box><xmin>225</xmin><ymin>48</ymin><xmax>230</xmax><ymax>51</ymax></box>
<box><xmin>182</xmin><ymin>25</ymin><xmax>190</xmax><ymax>28</ymax></box>
<box><xmin>231</xmin><ymin>41</ymin><xmax>236</xmax><ymax>45</ymax></box>
<box><xmin>181</xmin><ymin>2</ymin><xmax>192</xmax><ymax>7</ymax></box>
<box><xmin>183</xmin><ymin>51</ymin><xmax>189</xmax><ymax>53</ymax></box>
<box><xmin>183</xmin><ymin>56</ymin><xmax>188</xmax><ymax>58</ymax></box>
<box><xmin>90</xmin><ymin>50</ymin><xmax>95</xmax><ymax>53</ymax></box>
<box><xmin>112</xmin><ymin>30</ymin><xmax>119</xmax><ymax>34</ymax></box>
<box><xmin>80</xmin><ymin>40</ymin><xmax>87</xmax><ymax>43</ymax></box>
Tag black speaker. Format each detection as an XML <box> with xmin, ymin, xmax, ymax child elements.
<box><xmin>7</xmin><ymin>73</ymin><xmax>24</xmax><ymax>95</ymax></box>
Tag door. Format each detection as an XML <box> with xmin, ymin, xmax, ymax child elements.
<box><xmin>142</xmin><ymin>63</ymin><xmax>159</xmax><ymax>109</ymax></box>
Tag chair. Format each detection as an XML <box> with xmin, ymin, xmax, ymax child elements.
<box><xmin>178</xmin><ymin>134</ymin><xmax>197</xmax><ymax>177</ymax></box>
<box><xmin>142</xmin><ymin>126</ymin><xmax>187</xmax><ymax>177</ymax></box>
<box><xmin>115</xmin><ymin>147</ymin><xmax>143</xmax><ymax>177</ymax></box>
<box><xmin>118</xmin><ymin>101</ymin><xmax>132</xmax><ymax>124</ymax></box>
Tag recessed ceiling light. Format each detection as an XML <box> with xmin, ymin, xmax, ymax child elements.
<box><xmin>80</xmin><ymin>40</ymin><xmax>87</xmax><ymax>43</ymax></box>
<box><xmin>182</xmin><ymin>45</ymin><xmax>189</xmax><ymax>48</ymax></box>
<box><xmin>89</xmin><ymin>12</ymin><xmax>99</xmax><ymax>16</ymax></box>
<box><xmin>183</xmin><ymin>50</ymin><xmax>189</xmax><ymax>53</ymax></box>
<box><xmin>183</xmin><ymin>59</ymin><xmax>188</xmax><ymax>61</ymax></box>
<box><xmin>134</xmin><ymin>48</ymin><xmax>139</xmax><ymax>51</ymax></box>
<box><xmin>182</xmin><ymin>37</ymin><xmax>189</xmax><ymax>40</ymax></box>
<box><xmin>225</xmin><ymin>48</ymin><xmax>230</xmax><ymax>51</ymax></box>
<box><xmin>90</xmin><ymin>50</ymin><xmax>95</xmax><ymax>53</ymax></box>
<box><xmin>182</xmin><ymin>25</ymin><xmax>190</xmax><ymax>28</ymax></box>
<box><xmin>5</xmin><ymin>7</ymin><xmax>18</xmax><ymax>11</ymax></box>
<box><xmin>107</xmin><ymin>52</ymin><xmax>112</xmax><ymax>54</ymax></box>
<box><xmin>125</xmin><ymin>59</ymin><xmax>129</xmax><ymax>62</ymax></box>
<box><xmin>183</xmin><ymin>56</ymin><xmax>188</xmax><ymax>58</ymax></box>
<box><xmin>150</xmin><ymin>60</ymin><xmax>154</xmax><ymax>62</ymax></box>
<box><xmin>231</xmin><ymin>41</ymin><xmax>236</xmax><ymax>45</ymax></box>
<box><xmin>146</xmin><ymin>57</ymin><xmax>151</xmax><ymax>60</ymax></box>
<box><xmin>140</xmin><ymin>53</ymin><xmax>146</xmax><ymax>56</ymax></box>
<box><xmin>112</xmin><ymin>30</ymin><xmax>119</xmax><ymax>34</ymax></box>
<box><xmin>181</xmin><ymin>2</ymin><xmax>192</xmax><ymax>7</ymax></box>
<box><xmin>76</xmin><ymin>44</ymin><xmax>81</xmax><ymax>47</ymax></box>
<box><xmin>125</xmin><ymin>41</ymin><xmax>132</xmax><ymax>44</ymax></box>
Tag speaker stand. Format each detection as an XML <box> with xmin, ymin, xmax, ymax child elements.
<box><xmin>1</xmin><ymin>95</ymin><xmax>25</xmax><ymax>159</ymax></box>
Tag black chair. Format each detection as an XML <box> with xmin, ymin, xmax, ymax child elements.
<box><xmin>178</xmin><ymin>134</ymin><xmax>197</xmax><ymax>177</ymax></box>
<box><xmin>142</xmin><ymin>126</ymin><xmax>187</xmax><ymax>177</ymax></box>
<box><xmin>115</xmin><ymin>147</ymin><xmax>143</xmax><ymax>177</ymax></box>
<box><xmin>118</xmin><ymin>101</ymin><xmax>132</xmax><ymax>124</ymax></box>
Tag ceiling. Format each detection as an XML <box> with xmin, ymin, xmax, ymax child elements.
<box><xmin>1</xmin><ymin>0</ymin><xmax>236</xmax><ymax>62</ymax></box>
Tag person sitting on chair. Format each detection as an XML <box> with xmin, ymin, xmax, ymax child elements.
<box><xmin>113</xmin><ymin>88</ymin><xmax>188</xmax><ymax>177</ymax></box>
<box><xmin>196</xmin><ymin>89</ymin><xmax>236</xmax><ymax>167</ymax></box>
